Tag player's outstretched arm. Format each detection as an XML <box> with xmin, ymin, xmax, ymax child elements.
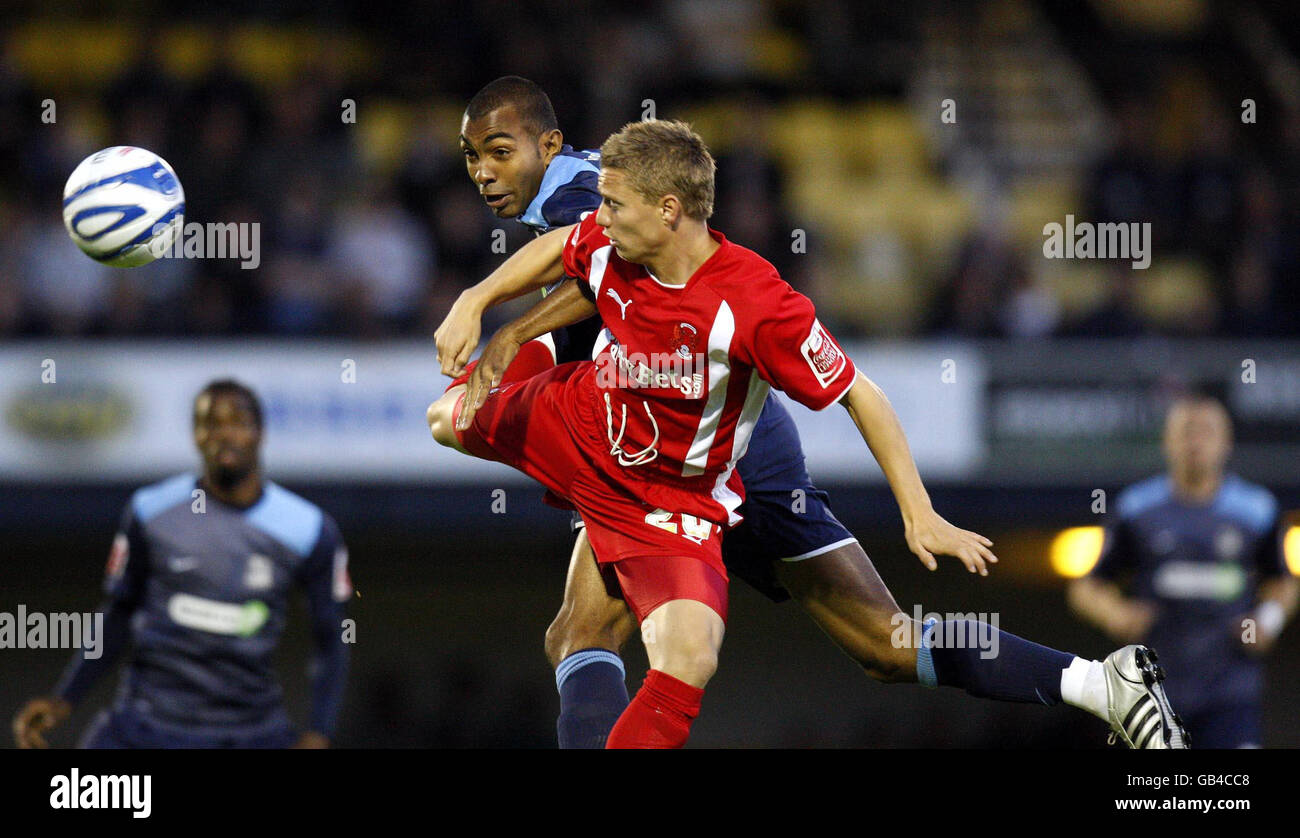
<box><xmin>13</xmin><ymin>593</ymin><xmax>136</xmax><ymax>748</ymax></box>
<box><xmin>435</xmin><ymin>224</ymin><xmax>575</xmax><ymax>376</ymax></box>
<box><xmin>457</xmin><ymin>278</ymin><xmax>597</xmax><ymax>430</ymax></box>
<box><xmin>1243</xmin><ymin>574</ymin><xmax>1299</xmax><ymax>656</ymax></box>
<box><xmin>1066</xmin><ymin>576</ymin><xmax>1155</xmax><ymax>642</ymax></box>
<box><xmin>294</xmin><ymin>518</ymin><xmax>351</xmax><ymax>748</ymax></box>
<box><xmin>841</xmin><ymin>372</ymin><xmax>998</xmax><ymax>575</ymax></box>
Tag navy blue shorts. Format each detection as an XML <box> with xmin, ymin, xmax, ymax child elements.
<box><xmin>80</xmin><ymin>706</ymin><xmax>298</xmax><ymax>749</ymax></box>
<box><xmin>722</xmin><ymin>486</ymin><xmax>857</xmax><ymax>602</ymax></box>
<box><xmin>728</xmin><ymin>396</ymin><xmax>858</xmax><ymax>600</ymax></box>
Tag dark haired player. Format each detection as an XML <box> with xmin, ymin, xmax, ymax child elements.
<box><xmin>13</xmin><ymin>380</ymin><xmax>351</xmax><ymax>749</ymax></box>
<box><xmin>434</xmin><ymin>110</ymin><xmax>1188</xmax><ymax>748</ymax></box>
<box><xmin>450</xmin><ymin>75</ymin><xmax>604</xmax><ymax>368</ymax></box>
<box><xmin>1071</xmin><ymin>393</ymin><xmax>1297</xmax><ymax>747</ymax></box>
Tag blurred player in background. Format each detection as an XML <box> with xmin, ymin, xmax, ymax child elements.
<box><xmin>13</xmin><ymin>380</ymin><xmax>352</xmax><ymax>749</ymax></box>
<box><xmin>431</xmin><ymin>117</ymin><xmax>1189</xmax><ymax>748</ymax></box>
<box><xmin>1070</xmin><ymin>392</ymin><xmax>1297</xmax><ymax>747</ymax></box>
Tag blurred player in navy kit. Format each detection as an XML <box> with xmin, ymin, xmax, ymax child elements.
<box><xmin>1070</xmin><ymin>392</ymin><xmax>1298</xmax><ymax>747</ymax></box>
<box><xmin>13</xmin><ymin>380</ymin><xmax>352</xmax><ymax>749</ymax></box>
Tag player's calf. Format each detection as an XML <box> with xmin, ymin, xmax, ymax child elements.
<box><xmin>545</xmin><ymin>595</ymin><xmax>636</xmax><ymax>669</ymax></box>
<box><xmin>778</xmin><ymin>544</ymin><xmax>915</xmax><ymax>683</ymax></box>
<box><xmin>545</xmin><ymin>530</ymin><xmax>637</xmax><ymax>668</ymax></box>
<box><xmin>548</xmin><ymin>531</ymin><xmax>638</xmax><ymax>749</ymax></box>
<box><xmin>606</xmin><ymin>598</ymin><xmax>724</xmax><ymax>749</ymax></box>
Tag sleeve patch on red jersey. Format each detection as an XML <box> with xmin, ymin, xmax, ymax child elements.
<box><xmin>801</xmin><ymin>319</ymin><xmax>847</xmax><ymax>388</ymax></box>
<box><xmin>106</xmin><ymin>533</ymin><xmax>128</xmax><ymax>579</ymax></box>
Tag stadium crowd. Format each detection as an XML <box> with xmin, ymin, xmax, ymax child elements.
<box><xmin>0</xmin><ymin>1</ymin><xmax>1296</xmax><ymax>341</ymax></box>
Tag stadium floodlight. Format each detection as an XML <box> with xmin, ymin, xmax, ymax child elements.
<box><xmin>1050</xmin><ymin>526</ymin><xmax>1105</xmax><ymax>578</ymax></box>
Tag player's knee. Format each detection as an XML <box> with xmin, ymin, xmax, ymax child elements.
<box><xmin>667</xmin><ymin>647</ymin><xmax>718</xmax><ymax>687</ymax></box>
<box><xmin>426</xmin><ymin>395</ymin><xmax>456</xmax><ymax>447</ymax></box>
<box><xmin>653</xmin><ymin>637</ymin><xmax>719</xmax><ymax>687</ymax></box>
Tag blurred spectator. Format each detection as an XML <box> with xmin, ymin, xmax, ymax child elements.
<box><xmin>19</xmin><ymin>220</ymin><xmax>115</xmax><ymax>335</ymax></box>
<box><xmin>1066</xmin><ymin>267</ymin><xmax>1149</xmax><ymax>338</ymax></box>
<box><xmin>329</xmin><ymin>182</ymin><xmax>434</xmax><ymax>335</ymax></box>
<box><xmin>1000</xmin><ymin>268</ymin><xmax>1061</xmax><ymax>339</ymax></box>
<box><xmin>0</xmin><ymin>8</ymin><xmax>1295</xmax><ymax>340</ymax></box>
<box><xmin>928</xmin><ymin>227</ymin><xmax>1054</xmax><ymax>338</ymax></box>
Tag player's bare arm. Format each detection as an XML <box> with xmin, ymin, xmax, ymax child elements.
<box><xmin>457</xmin><ymin>278</ymin><xmax>597</xmax><ymax>430</ymax></box>
<box><xmin>840</xmin><ymin>371</ymin><xmax>998</xmax><ymax>575</ymax></box>
<box><xmin>435</xmin><ymin>224</ymin><xmax>575</xmax><ymax>376</ymax></box>
<box><xmin>1241</xmin><ymin>574</ymin><xmax>1299</xmax><ymax>656</ymax></box>
<box><xmin>1066</xmin><ymin>576</ymin><xmax>1156</xmax><ymax>642</ymax></box>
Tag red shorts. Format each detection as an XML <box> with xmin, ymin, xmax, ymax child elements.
<box><xmin>454</xmin><ymin>362</ymin><xmax>729</xmax><ymax>623</ymax></box>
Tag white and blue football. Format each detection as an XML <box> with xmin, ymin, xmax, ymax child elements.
<box><xmin>61</xmin><ymin>146</ymin><xmax>185</xmax><ymax>267</ymax></box>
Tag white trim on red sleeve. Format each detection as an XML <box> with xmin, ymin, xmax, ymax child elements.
<box><xmin>810</xmin><ymin>368</ymin><xmax>859</xmax><ymax>411</ymax></box>
<box><xmin>588</xmin><ymin>245</ymin><xmax>613</xmax><ymax>297</ymax></box>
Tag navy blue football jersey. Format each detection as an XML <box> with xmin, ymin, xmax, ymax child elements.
<box><xmin>517</xmin><ymin>144</ymin><xmax>601</xmax><ymax>233</ymax></box>
<box><xmin>515</xmin><ymin>144</ymin><xmax>604</xmax><ymax>365</ymax></box>
<box><xmin>56</xmin><ymin>473</ymin><xmax>351</xmax><ymax>736</ymax></box>
<box><xmin>1092</xmin><ymin>473</ymin><xmax>1286</xmax><ymax>714</ymax></box>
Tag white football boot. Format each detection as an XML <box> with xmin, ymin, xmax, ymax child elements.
<box><xmin>1103</xmin><ymin>645</ymin><xmax>1189</xmax><ymax>749</ymax></box>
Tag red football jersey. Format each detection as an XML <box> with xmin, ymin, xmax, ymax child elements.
<box><xmin>562</xmin><ymin>214</ymin><xmax>857</xmax><ymax>525</ymax></box>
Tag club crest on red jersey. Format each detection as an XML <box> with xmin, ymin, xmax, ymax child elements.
<box><xmin>801</xmin><ymin>319</ymin><xmax>846</xmax><ymax>387</ymax></box>
<box><xmin>672</xmin><ymin>322</ymin><xmax>699</xmax><ymax>359</ymax></box>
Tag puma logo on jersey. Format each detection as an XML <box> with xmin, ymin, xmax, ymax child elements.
<box><xmin>606</xmin><ymin>287</ymin><xmax>632</xmax><ymax>319</ymax></box>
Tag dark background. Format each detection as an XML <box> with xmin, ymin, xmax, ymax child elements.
<box><xmin>4</xmin><ymin>485</ymin><xmax>1297</xmax><ymax>748</ymax></box>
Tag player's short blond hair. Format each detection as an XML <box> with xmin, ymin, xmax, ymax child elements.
<box><xmin>600</xmin><ymin>120</ymin><xmax>715</xmax><ymax>220</ymax></box>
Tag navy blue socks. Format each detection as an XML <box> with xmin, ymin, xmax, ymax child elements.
<box><xmin>555</xmin><ymin>649</ymin><xmax>629</xmax><ymax>749</ymax></box>
<box><xmin>916</xmin><ymin>618</ymin><xmax>1073</xmax><ymax>705</ymax></box>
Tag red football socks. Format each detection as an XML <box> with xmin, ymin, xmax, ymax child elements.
<box><xmin>444</xmin><ymin>339</ymin><xmax>555</xmax><ymax>392</ymax></box>
<box><xmin>605</xmin><ymin>669</ymin><xmax>704</xmax><ymax>749</ymax></box>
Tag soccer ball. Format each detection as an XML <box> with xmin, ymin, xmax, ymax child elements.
<box><xmin>61</xmin><ymin>146</ymin><xmax>185</xmax><ymax>267</ymax></box>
